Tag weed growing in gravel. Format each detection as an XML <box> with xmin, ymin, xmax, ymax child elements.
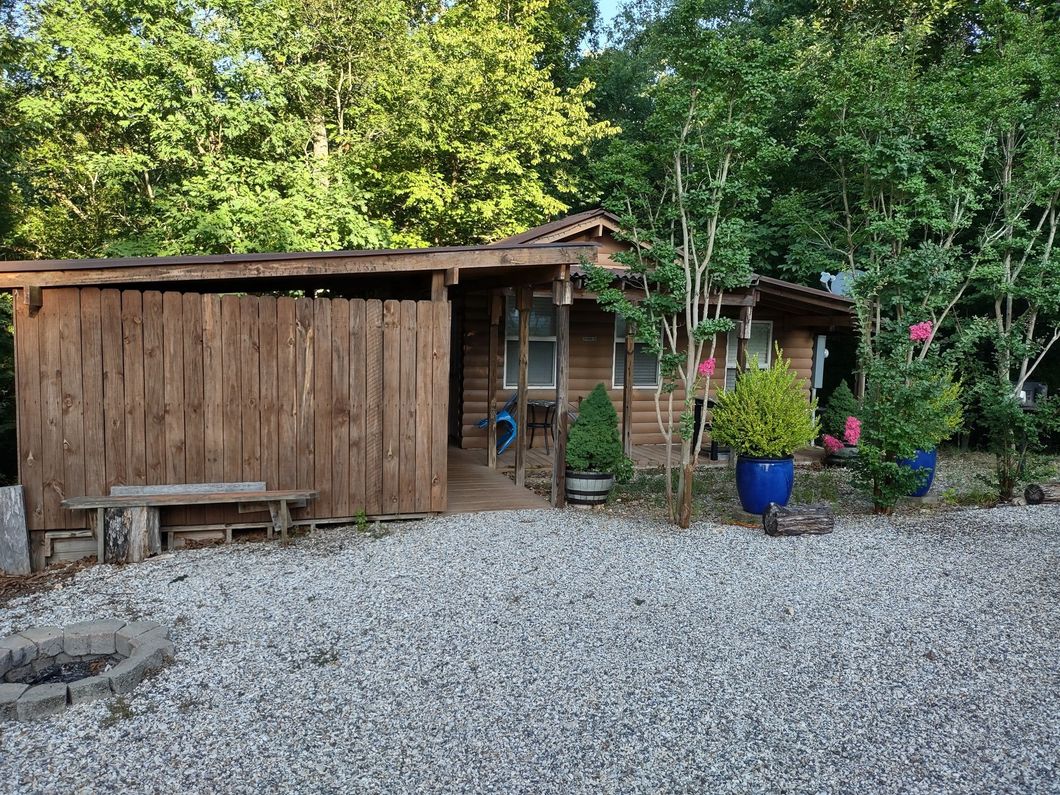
<box><xmin>102</xmin><ymin>697</ymin><xmax>135</xmax><ymax>727</ymax></box>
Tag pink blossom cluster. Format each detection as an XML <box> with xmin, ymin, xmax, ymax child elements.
<box><xmin>697</xmin><ymin>358</ymin><xmax>716</xmax><ymax>378</ymax></box>
<box><xmin>844</xmin><ymin>415</ymin><xmax>861</xmax><ymax>446</ymax></box>
<box><xmin>824</xmin><ymin>415</ymin><xmax>862</xmax><ymax>454</ymax></box>
<box><xmin>822</xmin><ymin>434</ymin><xmax>843</xmax><ymax>454</ymax></box>
<box><xmin>909</xmin><ymin>321</ymin><xmax>933</xmax><ymax>343</ymax></box>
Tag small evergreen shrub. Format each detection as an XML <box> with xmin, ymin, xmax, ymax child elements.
<box><xmin>711</xmin><ymin>348</ymin><xmax>820</xmax><ymax>458</ymax></box>
<box><xmin>566</xmin><ymin>383</ymin><xmax>632</xmax><ymax>480</ymax></box>
<box><xmin>821</xmin><ymin>380</ymin><xmax>858</xmax><ymax>438</ymax></box>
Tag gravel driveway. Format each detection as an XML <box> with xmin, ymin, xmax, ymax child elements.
<box><xmin>1</xmin><ymin>507</ymin><xmax>1058</xmax><ymax>794</ymax></box>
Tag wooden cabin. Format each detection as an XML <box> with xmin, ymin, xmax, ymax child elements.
<box><xmin>452</xmin><ymin>209</ymin><xmax>855</xmax><ymax>457</ymax></box>
<box><xmin>0</xmin><ymin>214</ymin><xmax>852</xmax><ymax>569</ymax></box>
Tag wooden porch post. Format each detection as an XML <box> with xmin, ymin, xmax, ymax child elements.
<box><xmin>622</xmin><ymin>327</ymin><xmax>634</xmax><ymax>457</ymax></box>
<box><xmin>431</xmin><ymin>271</ymin><xmax>447</xmax><ymax>302</ymax></box>
<box><xmin>487</xmin><ymin>293</ymin><xmax>502</xmax><ymax>469</ymax></box>
<box><xmin>514</xmin><ymin>287</ymin><xmax>531</xmax><ymax>487</ymax></box>
<box><xmin>552</xmin><ymin>272</ymin><xmax>572</xmax><ymax>506</ymax></box>
<box><xmin>736</xmin><ymin>304</ymin><xmax>753</xmax><ymax>371</ymax></box>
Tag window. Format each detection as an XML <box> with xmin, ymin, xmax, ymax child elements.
<box><xmin>503</xmin><ymin>296</ymin><xmax>556</xmax><ymax>388</ymax></box>
<box><xmin>613</xmin><ymin>316</ymin><xmax>660</xmax><ymax>388</ymax></box>
<box><xmin>725</xmin><ymin>321</ymin><xmax>773</xmax><ymax>390</ymax></box>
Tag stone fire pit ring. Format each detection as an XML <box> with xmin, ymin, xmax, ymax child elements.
<box><xmin>0</xmin><ymin>620</ymin><xmax>174</xmax><ymax>721</ymax></box>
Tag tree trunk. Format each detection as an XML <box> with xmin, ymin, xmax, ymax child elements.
<box><xmin>677</xmin><ymin>461</ymin><xmax>694</xmax><ymax>529</ymax></box>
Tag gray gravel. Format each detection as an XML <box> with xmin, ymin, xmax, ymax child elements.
<box><xmin>1</xmin><ymin>506</ymin><xmax>1058</xmax><ymax>794</ymax></box>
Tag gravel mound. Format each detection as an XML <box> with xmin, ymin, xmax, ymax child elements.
<box><xmin>1</xmin><ymin>507</ymin><xmax>1058</xmax><ymax>794</ymax></box>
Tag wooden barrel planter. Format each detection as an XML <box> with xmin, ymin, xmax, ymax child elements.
<box><xmin>565</xmin><ymin>471</ymin><xmax>614</xmax><ymax>506</ymax></box>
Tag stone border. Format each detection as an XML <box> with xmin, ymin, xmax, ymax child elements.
<box><xmin>0</xmin><ymin>620</ymin><xmax>174</xmax><ymax>721</ymax></box>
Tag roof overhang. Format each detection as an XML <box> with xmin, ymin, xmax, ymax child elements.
<box><xmin>0</xmin><ymin>243</ymin><xmax>597</xmax><ymax>289</ymax></box>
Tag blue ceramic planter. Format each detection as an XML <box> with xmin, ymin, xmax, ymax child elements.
<box><xmin>735</xmin><ymin>456</ymin><xmax>794</xmax><ymax>515</ymax></box>
<box><xmin>899</xmin><ymin>448</ymin><xmax>937</xmax><ymax>497</ymax></box>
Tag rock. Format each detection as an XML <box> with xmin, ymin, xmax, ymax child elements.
<box><xmin>16</xmin><ymin>683</ymin><xmax>68</xmax><ymax>721</ymax></box>
<box><xmin>0</xmin><ymin>634</ymin><xmax>37</xmax><ymax>669</ymax></box>
<box><xmin>133</xmin><ymin>638</ymin><xmax>176</xmax><ymax>672</ymax></box>
<box><xmin>5</xmin><ymin>664</ymin><xmax>33</xmax><ymax>683</ymax></box>
<box><xmin>0</xmin><ymin>646</ymin><xmax>11</xmax><ymax>679</ymax></box>
<box><xmin>19</xmin><ymin>625</ymin><xmax>65</xmax><ymax>657</ymax></box>
<box><xmin>115</xmin><ymin>621</ymin><xmax>162</xmax><ymax>657</ymax></box>
<box><xmin>68</xmin><ymin>675</ymin><xmax>113</xmax><ymax>706</ymax></box>
<box><xmin>107</xmin><ymin>657</ymin><xmax>151</xmax><ymax>695</ymax></box>
<box><xmin>0</xmin><ymin>682</ymin><xmax>28</xmax><ymax>720</ymax></box>
<box><xmin>63</xmin><ymin>619</ymin><xmax>126</xmax><ymax>656</ymax></box>
<box><xmin>129</xmin><ymin>626</ymin><xmax>170</xmax><ymax>653</ymax></box>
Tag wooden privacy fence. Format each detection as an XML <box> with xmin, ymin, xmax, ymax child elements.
<box><xmin>15</xmin><ymin>288</ymin><xmax>450</xmax><ymax>542</ymax></box>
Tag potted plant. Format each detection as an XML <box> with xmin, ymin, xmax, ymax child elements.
<box><xmin>820</xmin><ymin>380</ymin><xmax>860</xmax><ymax>465</ymax></box>
<box><xmin>711</xmin><ymin>349</ymin><xmax>820</xmax><ymax>515</ymax></box>
<box><xmin>565</xmin><ymin>383</ymin><xmax>632</xmax><ymax>506</ymax></box>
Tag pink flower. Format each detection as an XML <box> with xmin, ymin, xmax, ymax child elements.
<box><xmin>697</xmin><ymin>358</ymin><xmax>716</xmax><ymax>378</ymax></box>
<box><xmin>843</xmin><ymin>416</ymin><xmax>861</xmax><ymax>446</ymax></box>
<box><xmin>909</xmin><ymin>321</ymin><xmax>933</xmax><ymax>343</ymax></box>
<box><xmin>823</xmin><ymin>434</ymin><xmax>843</xmax><ymax>455</ymax></box>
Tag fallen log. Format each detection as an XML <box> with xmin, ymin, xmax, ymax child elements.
<box><xmin>1024</xmin><ymin>482</ymin><xmax>1060</xmax><ymax>506</ymax></box>
<box><xmin>763</xmin><ymin>503</ymin><xmax>834</xmax><ymax>536</ymax></box>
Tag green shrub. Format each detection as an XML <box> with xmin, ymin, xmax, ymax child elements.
<box><xmin>852</xmin><ymin>360</ymin><xmax>963</xmax><ymax>512</ymax></box>
<box><xmin>820</xmin><ymin>380</ymin><xmax>858</xmax><ymax>438</ymax></box>
<box><xmin>566</xmin><ymin>383</ymin><xmax>632</xmax><ymax>480</ymax></box>
<box><xmin>711</xmin><ymin>348</ymin><xmax>820</xmax><ymax>458</ymax></box>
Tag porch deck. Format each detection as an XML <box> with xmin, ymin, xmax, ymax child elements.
<box><xmin>445</xmin><ymin>446</ymin><xmax>551</xmax><ymax>514</ymax></box>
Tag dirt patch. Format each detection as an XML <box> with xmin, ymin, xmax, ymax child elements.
<box><xmin>0</xmin><ymin>556</ymin><xmax>95</xmax><ymax>607</ymax></box>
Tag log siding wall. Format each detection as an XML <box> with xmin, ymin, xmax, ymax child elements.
<box><xmin>15</xmin><ymin>288</ymin><xmax>450</xmax><ymax>558</ymax></box>
<box><xmin>458</xmin><ymin>294</ymin><xmax>815</xmax><ymax>449</ymax></box>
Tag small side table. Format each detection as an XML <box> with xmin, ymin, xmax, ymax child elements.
<box><xmin>526</xmin><ymin>400</ymin><xmax>557</xmax><ymax>453</ymax></box>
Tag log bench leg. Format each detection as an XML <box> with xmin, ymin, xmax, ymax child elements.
<box><xmin>103</xmin><ymin>506</ymin><xmax>161</xmax><ymax>564</ymax></box>
<box><xmin>268</xmin><ymin>501</ymin><xmax>292</xmax><ymax>546</ymax></box>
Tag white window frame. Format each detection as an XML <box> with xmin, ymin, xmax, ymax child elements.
<box><xmin>725</xmin><ymin>320</ymin><xmax>773</xmax><ymax>387</ymax></box>
<box><xmin>502</xmin><ymin>295</ymin><xmax>557</xmax><ymax>389</ymax></box>
<box><xmin>612</xmin><ymin>317</ymin><xmax>661</xmax><ymax>389</ymax></box>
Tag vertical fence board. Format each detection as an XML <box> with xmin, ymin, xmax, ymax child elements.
<box><xmin>258</xmin><ymin>297</ymin><xmax>279</xmax><ymax>491</ymax></box>
<box><xmin>121</xmin><ymin>292</ymin><xmax>147</xmax><ymax>487</ymax></box>
<box><xmin>201</xmin><ymin>295</ymin><xmax>224</xmax><ymax>523</ymax></box>
<box><xmin>414</xmin><ymin>302</ymin><xmax>433</xmax><ymax>513</ymax></box>
<box><xmin>431</xmin><ymin>300</ymin><xmax>450</xmax><ymax>511</ymax></box>
<box><xmin>381</xmin><ymin>301</ymin><xmax>400</xmax><ymax>514</ymax></box>
<box><xmin>349</xmin><ymin>300</ymin><xmax>367</xmax><ymax>515</ymax></box>
<box><xmin>364</xmin><ymin>300</ymin><xmax>383</xmax><ymax>515</ymax></box>
<box><xmin>240</xmin><ymin>297</ymin><xmax>261</xmax><ymax>482</ymax></box>
<box><xmin>399</xmin><ymin>301</ymin><xmax>417</xmax><ymax>514</ymax></box>
<box><xmin>220</xmin><ymin>295</ymin><xmax>243</xmax><ymax>484</ymax></box>
<box><xmin>330</xmin><ymin>299</ymin><xmax>351</xmax><ymax>518</ymax></box>
<box><xmin>295</xmin><ymin>299</ymin><xmax>315</xmax><ymax>492</ymax></box>
<box><xmin>142</xmin><ymin>292</ymin><xmax>165</xmax><ymax>486</ymax></box>
<box><xmin>79</xmin><ymin>289</ymin><xmax>106</xmax><ymax>515</ymax></box>
<box><xmin>162</xmin><ymin>293</ymin><xmax>186</xmax><ymax>524</ymax></box>
<box><xmin>313</xmin><ymin>300</ymin><xmax>333</xmax><ymax>516</ymax></box>
<box><xmin>14</xmin><ymin>294</ymin><xmax>44</xmax><ymax>530</ymax></box>
<box><xmin>182</xmin><ymin>294</ymin><xmax>205</xmax><ymax>486</ymax></box>
<box><xmin>57</xmin><ymin>289</ymin><xmax>85</xmax><ymax>529</ymax></box>
<box><xmin>38</xmin><ymin>292</ymin><xmax>64</xmax><ymax>538</ymax></box>
<box><xmin>100</xmin><ymin>290</ymin><xmax>126</xmax><ymax>492</ymax></box>
<box><xmin>277</xmin><ymin>298</ymin><xmax>298</xmax><ymax>493</ymax></box>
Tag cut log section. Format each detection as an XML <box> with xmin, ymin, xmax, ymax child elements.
<box><xmin>1024</xmin><ymin>482</ymin><xmax>1060</xmax><ymax>506</ymax></box>
<box><xmin>763</xmin><ymin>502</ymin><xmax>834</xmax><ymax>536</ymax></box>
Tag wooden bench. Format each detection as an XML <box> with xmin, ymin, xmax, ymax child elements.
<box><xmin>62</xmin><ymin>486</ymin><xmax>317</xmax><ymax>564</ymax></box>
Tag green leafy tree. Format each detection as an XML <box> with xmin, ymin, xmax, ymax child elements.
<box><xmin>820</xmin><ymin>380</ymin><xmax>859</xmax><ymax>439</ymax></box>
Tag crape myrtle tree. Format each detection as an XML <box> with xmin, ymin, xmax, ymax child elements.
<box><xmin>958</xmin><ymin>0</ymin><xmax>1060</xmax><ymax>498</ymax></box>
<box><xmin>586</xmin><ymin>2</ymin><xmax>794</xmax><ymax>527</ymax></box>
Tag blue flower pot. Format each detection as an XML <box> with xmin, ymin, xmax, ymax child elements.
<box><xmin>899</xmin><ymin>448</ymin><xmax>937</xmax><ymax>497</ymax></box>
<box><xmin>735</xmin><ymin>455</ymin><xmax>794</xmax><ymax>515</ymax></box>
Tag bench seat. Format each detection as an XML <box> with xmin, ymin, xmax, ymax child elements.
<box><xmin>61</xmin><ymin>487</ymin><xmax>317</xmax><ymax>563</ymax></box>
